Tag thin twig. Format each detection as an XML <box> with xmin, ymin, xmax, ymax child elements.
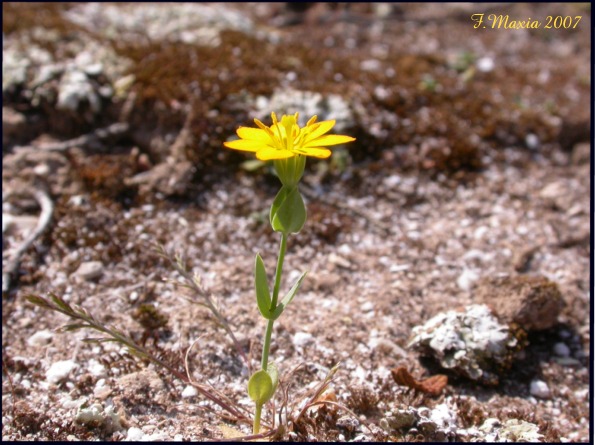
<box><xmin>294</xmin><ymin>363</ymin><xmax>340</xmax><ymax>424</ymax></box>
<box><xmin>2</xmin><ymin>188</ymin><xmax>54</xmax><ymax>294</ymax></box>
<box><xmin>13</xmin><ymin>123</ymin><xmax>129</xmax><ymax>153</ymax></box>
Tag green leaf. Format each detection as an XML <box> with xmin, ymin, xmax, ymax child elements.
<box><xmin>269</xmin><ymin>186</ymin><xmax>307</xmax><ymax>234</ymax></box>
<box><xmin>26</xmin><ymin>294</ymin><xmax>50</xmax><ymax>308</ymax></box>
<box><xmin>49</xmin><ymin>293</ymin><xmax>73</xmax><ymax>313</ymax></box>
<box><xmin>247</xmin><ymin>370</ymin><xmax>275</xmax><ymax>405</ymax></box>
<box><xmin>254</xmin><ymin>254</ymin><xmax>272</xmax><ymax>319</ymax></box>
<box><xmin>266</xmin><ymin>362</ymin><xmax>279</xmax><ymax>394</ymax></box>
<box><xmin>60</xmin><ymin>323</ymin><xmax>89</xmax><ymax>332</ymax></box>
<box><xmin>271</xmin><ymin>271</ymin><xmax>307</xmax><ymax>320</ymax></box>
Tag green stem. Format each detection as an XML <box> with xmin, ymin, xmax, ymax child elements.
<box><xmin>253</xmin><ymin>232</ymin><xmax>287</xmax><ymax>434</ymax></box>
<box><xmin>253</xmin><ymin>403</ymin><xmax>263</xmax><ymax>434</ymax></box>
<box><xmin>261</xmin><ymin>232</ymin><xmax>287</xmax><ymax>372</ymax></box>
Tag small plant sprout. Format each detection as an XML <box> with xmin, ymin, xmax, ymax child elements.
<box><xmin>223</xmin><ymin>112</ymin><xmax>356</xmax><ymax>434</ymax></box>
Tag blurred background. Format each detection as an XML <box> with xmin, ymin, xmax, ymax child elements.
<box><xmin>3</xmin><ymin>2</ymin><xmax>590</xmax><ymax>202</ymax></box>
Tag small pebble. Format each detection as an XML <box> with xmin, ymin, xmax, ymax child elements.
<box><xmin>73</xmin><ymin>261</ymin><xmax>104</xmax><ymax>281</ymax></box>
<box><xmin>293</xmin><ymin>332</ymin><xmax>313</xmax><ymax>347</ymax></box>
<box><xmin>46</xmin><ymin>360</ymin><xmax>78</xmax><ymax>384</ymax></box>
<box><xmin>553</xmin><ymin>342</ymin><xmax>571</xmax><ymax>357</ymax></box>
<box><xmin>530</xmin><ymin>379</ymin><xmax>551</xmax><ymax>399</ymax></box>
<box><xmin>476</xmin><ymin>57</ymin><xmax>494</xmax><ymax>72</ymax></box>
<box><xmin>27</xmin><ymin>330</ymin><xmax>54</xmax><ymax>347</ymax></box>
<box><xmin>181</xmin><ymin>385</ymin><xmax>199</xmax><ymax>398</ymax></box>
<box><xmin>525</xmin><ymin>133</ymin><xmax>540</xmax><ymax>150</ymax></box>
<box><xmin>126</xmin><ymin>427</ymin><xmax>144</xmax><ymax>441</ymax></box>
<box><xmin>360</xmin><ymin>301</ymin><xmax>374</xmax><ymax>313</ymax></box>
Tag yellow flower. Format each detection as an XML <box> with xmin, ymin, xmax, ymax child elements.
<box><xmin>223</xmin><ymin>112</ymin><xmax>355</xmax><ymax>161</ymax></box>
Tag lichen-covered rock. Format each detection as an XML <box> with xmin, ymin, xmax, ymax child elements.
<box><xmin>478</xmin><ymin>418</ymin><xmax>544</xmax><ymax>442</ymax></box>
<box><xmin>473</xmin><ymin>275</ymin><xmax>564</xmax><ymax>331</ymax></box>
<box><xmin>408</xmin><ymin>304</ymin><xmax>526</xmax><ymax>385</ymax></box>
<box><xmin>253</xmin><ymin>88</ymin><xmax>354</xmax><ymax>131</ymax></box>
<box><xmin>64</xmin><ymin>3</ymin><xmax>255</xmax><ymax>47</ymax></box>
<box><xmin>75</xmin><ymin>402</ymin><xmax>123</xmax><ymax>434</ymax></box>
<box><xmin>380</xmin><ymin>403</ymin><xmax>458</xmax><ymax>441</ymax></box>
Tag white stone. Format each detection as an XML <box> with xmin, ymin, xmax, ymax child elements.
<box><xmin>553</xmin><ymin>342</ymin><xmax>571</xmax><ymax>357</ymax></box>
<box><xmin>76</xmin><ymin>403</ymin><xmax>104</xmax><ymax>425</ymax></box>
<box><xmin>530</xmin><ymin>379</ymin><xmax>551</xmax><ymax>399</ymax></box>
<box><xmin>73</xmin><ymin>261</ymin><xmax>104</xmax><ymax>281</ymax></box>
<box><xmin>46</xmin><ymin>360</ymin><xmax>78</xmax><ymax>384</ymax></box>
<box><xmin>125</xmin><ymin>427</ymin><xmax>144</xmax><ymax>441</ymax></box>
<box><xmin>27</xmin><ymin>330</ymin><xmax>54</xmax><ymax>347</ymax></box>
<box><xmin>361</xmin><ymin>301</ymin><xmax>374</xmax><ymax>313</ymax></box>
<box><xmin>457</xmin><ymin>268</ymin><xmax>480</xmax><ymax>291</ymax></box>
<box><xmin>181</xmin><ymin>385</ymin><xmax>199</xmax><ymax>398</ymax></box>
<box><xmin>293</xmin><ymin>332</ymin><xmax>313</xmax><ymax>348</ymax></box>
<box><xmin>476</xmin><ymin>57</ymin><xmax>494</xmax><ymax>72</ymax></box>
<box><xmin>525</xmin><ymin>133</ymin><xmax>540</xmax><ymax>150</ymax></box>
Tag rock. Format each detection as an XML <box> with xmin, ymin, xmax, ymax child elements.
<box><xmin>553</xmin><ymin>342</ymin><xmax>571</xmax><ymax>357</ymax></box>
<box><xmin>253</xmin><ymin>88</ymin><xmax>354</xmax><ymax>132</ymax></box>
<box><xmin>476</xmin><ymin>56</ymin><xmax>494</xmax><ymax>72</ymax></box>
<box><xmin>525</xmin><ymin>133</ymin><xmax>540</xmax><ymax>150</ymax></box>
<box><xmin>93</xmin><ymin>379</ymin><xmax>112</xmax><ymax>399</ymax></box>
<box><xmin>125</xmin><ymin>427</ymin><xmax>144</xmax><ymax>441</ymax></box>
<box><xmin>181</xmin><ymin>385</ymin><xmax>199</xmax><ymax>398</ymax></box>
<box><xmin>328</xmin><ymin>252</ymin><xmax>352</xmax><ymax>269</ymax></box>
<box><xmin>73</xmin><ymin>261</ymin><xmax>104</xmax><ymax>281</ymax></box>
<box><xmin>75</xmin><ymin>402</ymin><xmax>123</xmax><ymax>433</ymax></box>
<box><xmin>381</xmin><ymin>404</ymin><xmax>458</xmax><ymax>441</ymax></box>
<box><xmin>530</xmin><ymin>379</ymin><xmax>551</xmax><ymax>399</ymax></box>
<box><xmin>478</xmin><ymin>418</ymin><xmax>544</xmax><ymax>442</ymax></box>
<box><xmin>473</xmin><ymin>275</ymin><xmax>564</xmax><ymax>331</ymax></box>
<box><xmin>27</xmin><ymin>330</ymin><xmax>54</xmax><ymax>347</ymax></box>
<box><xmin>46</xmin><ymin>360</ymin><xmax>78</xmax><ymax>384</ymax></box>
<box><xmin>360</xmin><ymin>301</ymin><xmax>374</xmax><ymax>313</ymax></box>
<box><xmin>380</xmin><ymin>408</ymin><xmax>418</xmax><ymax>431</ymax></box>
<box><xmin>65</xmin><ymin>3</ymin><xmax>254</xmax><ymax>48</ymax></box>
<box><xmin>293</xmin><ymin>332</ymin><xmax>314</xmax><ymax>348</ymax></box>
<box><xmin>499</xmin><ymin>419</ymin><xmax>544</xmax><ymax>442</ymax></box>
<box><xmin>57</xmin><ymin>69</ymin><xmax>101</xmax><ymax>114</ymax></box>
<box><xmin>408</xmin><ymin>305</ymin><xmax>526</xmax><ymax>385</ymax></box>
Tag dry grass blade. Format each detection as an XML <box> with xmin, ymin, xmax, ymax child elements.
<box><xmin>26</xmin><ymin>292</ymin><xmax>250</xmax><ymax>423</ymax></box>
<box><xmin>293</xmin><ymin>363</ymin><xmax>341</xmax><ymax>425</ymax></box>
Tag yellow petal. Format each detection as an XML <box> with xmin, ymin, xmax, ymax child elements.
<box><xmin>306</xmin><ymin>115</ymin><xmax>318</xmax><ymax>126</ymax></box>
<box><xmin>305</xmin><ymin>120</ymin><xmax>336</xmax><ymax>140</ymax></box>
<box><xmin>223</xmin><ymin>139</ymin><xmax>263</xmax><ymax>152</ymax></box>
<box><xmin>237</xmin><ymin>126</ymin><xmax>272</xmax><ymax>143</ymax></box>
<box><xmin>256</xmin><ymin>147</ymin><xmax>295</xmax><ymax>161</ymax></box>
<box><xmin>304</xmin><ymin>134</ymin><xmax>355</xmax><ymax>147</ymax></box>
<box><xmin>296</xmin><ymin>147</ymin><xmax>332</xmax><ymax>158</ymax></box>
